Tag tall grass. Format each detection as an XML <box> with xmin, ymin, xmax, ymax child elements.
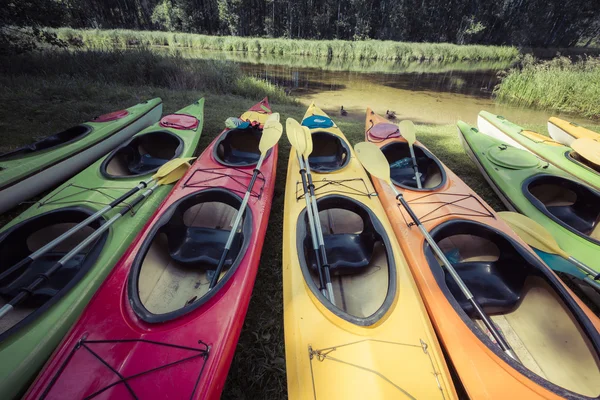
<box><xmin>52</xmin><ymin>27</ymin><xmax>521</xmax><ymax>63</ymax></box>
<box><xmin>494</xmin><ymin>55</ymin><xmax>600</xmax><ymax>119</ymax></box>
<box><xmin>0</xmin><ymin>48</ymin><xmax>292</xmax><ymax>104</ymax></box>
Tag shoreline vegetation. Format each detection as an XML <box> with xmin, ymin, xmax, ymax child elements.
<box><xmin>52</xmin><ymin>27</ymin><xmax>521</xmax><ymax>63</ymax></box>
<box><xmin>495</xmin><ymin>55</ymin><xmax>600</xmax><ymax>119</ymax></box>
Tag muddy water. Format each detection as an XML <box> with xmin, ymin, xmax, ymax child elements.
<box><xmin>178</xmin><ymin>49</ymin><xmax>596</xmax><ymax>128</ymax></box>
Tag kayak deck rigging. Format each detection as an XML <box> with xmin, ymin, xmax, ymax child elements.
<box><xmin>39</xmin><ymin>338</ymin><xmax>210</xmax><ymax>400</ymax></box>
<box><xmin>35</xmin><ymin>183</ymin><xmax>148</xmax><ymax>209</ymax></box>
<box><xmin>294</xmin><ymin>177</ymin><xmax>376</xmax><ymax>200</ymax></box>
<box><xmin>183</xmin><ymin>166</ymin><xmax>266</xmax><ymax>199</ymax></box>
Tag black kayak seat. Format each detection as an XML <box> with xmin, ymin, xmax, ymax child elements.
<box><xmin>120</xmin><ymin>146</ymin><xmax>170</xmax><ymax>175</ymax></box>
<box><xmin>307</xmin><ymin>131</ymin><xmax>351</xmax><ymax>173</ymax></box>
<box><xmin>445</xmin><ymin>261</ymin><xmax>526</xmax><ymax>316</ymax></box>
<box><xmin>164</xmin><ymin>226</ymin><xmax>241</xmax><ymax>268</ymax></box>
<box><xmin>213</xmin><ymin>127</ymin><xmax>266</xmax><ymax>167</ymax></box>
<box><xmin>381</xmin><ymin>141</ymin><xmax>446</xmax><ymax>190</ymax></box>
<box><xmin>310</xmin><ymin>232</ymin><xmax>377</xmax><ymax>276</ymax></box>
<box><xmin>0</xmin><ymin>125</ymin><xmax>92</xmax><ymax>161</ymax></box>
<box><xmin>389</xmin><ymin>156</ymin><xmax>431</xmax><ymax>188</ymax></box>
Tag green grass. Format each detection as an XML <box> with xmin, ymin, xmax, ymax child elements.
<box><xmin>495</xmin><ymin>55</ymin><xmax>600</xmax><ymax>119</ymax></box>
<box><xmin>51</xmin><ymin>27</ymin><xmax>521</xmax><ymax>63</ymax></box>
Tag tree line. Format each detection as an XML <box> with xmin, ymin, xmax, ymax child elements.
<box><xmin>3</xmin><ymin>0</ymin><xmax>600</xmax><ymax>49</ymax></box>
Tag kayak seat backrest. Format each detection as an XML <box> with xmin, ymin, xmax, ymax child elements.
<box><xmin>101</xmin><ymin>131</ymin><xmax>183</xmax><ymax>177</ymax></box>
<box><xmin>426</xmin><ymin>220</ymin><xmax>554</xmax><ymax>317</ymax></box>
<box><xmin>0</xmin><ymin>125</ymin><xmax>92</xmax><ymax>161</ymax></box>
<box><xmin>307</xmin><ymin>131</ymin><xmax>351</xmax><ymax>173</ymax></box>
<box><xmin>214</xmin><ymin>127</ymin><xmax>267</xmax><ymax>167</ymax></box>
<box><xmin>525</xmin><ymin>175</ymin><xmax>600</xmax><ymax>238</ymax></box>
<box><xmin>381</xmin><ymin>141</ymin><xmax>445</xmax><ymax>190</ymax></box>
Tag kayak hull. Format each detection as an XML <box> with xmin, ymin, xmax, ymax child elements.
<box><xmin>283</xmin><ymin>104</ymin><xmax>457</xmax><ymax>400</ymax></box>
<box><xmin>0</xmin><ymin>99</ymin><xmax>163</xmax><ymax>214</ymax></box>
<box><xmin>0</xmin><ymin>99</ymin><xmax>203</xmax><ymax>400</ymax></box>
<box><xmin>24</xmin><ymin>99</ymin><xmax>276</xmax><ymax>400</ymax></box>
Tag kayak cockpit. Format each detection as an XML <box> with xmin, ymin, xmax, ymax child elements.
<box><xmin>381</xmin><ymin>141</ymin><xmax>445</xmax><ymax>190</ymax></box>
<box><xmin>425</xmin><ymin>219</ymin><xmax>600</xmax><ymax>397</ymax></box>
<box><xmin>214</xmin><ymin>126</ymin><xmax>268</xmax><ymax>167</ymax></box>
<box><xmin>101</xmin><ymin>131</ymin><xmax>184</xmax><ymax>178</ymax></box>
<box><xmin>523</xmin><ymin>174</ymin><xmax>600</xmax><ymax>244</ymax></box>
<box><xmin>296</xmin><ymin>195</ymin><xmax>396</xmax><ymax>326</ymax></box>
<box><xmin>0</xmin><ymin>125</ymin><xmax>92</xmax><ymax>161</ymax></box>
<box><xmin>0</xmin><ymin>208</ymin><xmax>107</xmax><ymax>339</ymax></box>
<box><xmin>307</xmin><ymin>132</ymin><xmax>351</xmax><ymax>173</ymax></box>
<box><xmin>128</xmin><ymin>189</ymin><xmax>252</xmax><ymax>323</ymax></box>
<box><xmin>567</xmin><ymin>151</ymin><xmax>600</xmax><ymax>174</ymax></box>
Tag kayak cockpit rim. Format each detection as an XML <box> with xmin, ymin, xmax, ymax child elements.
<box><xmin>100</xmin><ymin>130</ymin><xmax>184</xmax><ymax>179</ymax></box>
<box><xmin>523</xmin><ymin>174</ymin><xmax>600</xmax><ymax>246</ymax></box>
<box><xmin>213</xmin><ymin>126</ymin><xmax>272</xmax><ymax>167</ymax></box>
<box><xmin>380</xmin><ymin>141</ymin><xmax>446</xmax><ymax>191</ymax></box>
<box><xmin>295</xmin><ymin>195</ymin><xmax>397</xmax><ymax>326</ymax></box>
<box><xmin>566</xmin><ymin>150</ymin><xmax>600</xmax><ymax>174</ymax></box>
<box><xmin>306</xmin><ymin>131</ymin><xmax>351</xmax><ymax>173</ymax></box>
<box><xmin>0</xmin><ymin>206</ymin><xmax>108</xmax><ymax>342</ymax></box>
<box><xmin>128</xmin><ymin>188</ymin><xmax>253</xmax><ymax>323</ymax></box>
<box><xmin>0</xmin><ymin>125</ymin><xmax>93</xmax><ymax>161</ymax></box>
<box><xmin>423</xmin><ymin>219</ymin><xmax>600</xmax><ymax>398</ymax></box>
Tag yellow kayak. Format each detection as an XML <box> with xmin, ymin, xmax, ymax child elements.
<box><xmin>548</xmin><ymin>117</ymin><xmax>600</xmax><ymax>146</ymax></box>
<box><xmin>282</xmin><ymin>103</ymin><xmax>457</xmax><ymax>399</ymax></box>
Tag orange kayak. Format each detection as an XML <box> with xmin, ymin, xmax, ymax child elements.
<box><xmin>364</xmin><ymin>108</ymin><xmax>600</xmax><ymax>399</ymax></box>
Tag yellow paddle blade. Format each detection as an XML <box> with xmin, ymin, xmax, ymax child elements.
<box><xmin>399</xmin><ymin>120</ymin><xmax>417</xmax><ymax>145</ymax></box>
<box><xmin>156</xmin><ymin>162</ymin><xmax>192</xmax><ymax>185</ymax></box>
<box><xmin>302</xmin><ymin>126</ymin><xmax>313</xmax><ymax>158</ymax></box>
<box><xmin>498</xmin><ymin>211</ymin><xmax>568</xmax><ymax>258</ymax></box>
<box><xmin>265</xmin><ymin>112</ymin><xmax>280</xmax><ymax>124</ymax></box>
<box><xmin>152</xmin><ymin>157</ymin><xmax>196</xmax><ymax>181</ymax></box>
<box><xmin>354</xmin><ymin>142</ymin><xmax>392</xmax><ymax>184</ymax></box>
<box><xmin>285</xmin><ymin>118</ymin><xmax>306</xmax><ymax>154</ymax></box>
<box><xmin>572</xmin><ymin>137</ymin><xmax>600</xmax><ymax>166</ymax></box>
<box><xmin>259</xmin><ymin>119</ymin><xmax>283</xmax><ymax>154</ymax></box>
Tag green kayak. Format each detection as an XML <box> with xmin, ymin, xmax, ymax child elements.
<box><xmin>458</xmin><ymin>120</ymin><xmax>600</xmax><ymax>285</ymax></box>
<box><xmin>0</xmin><ymin>98</ymin><xmax>163</xmax><ymax>214</ymax></box>
<box><xmin>477</xmin><ymin>111</ymin><xmax>600</xmax><ymax>191</ymax></box>
<box><xmin>0</xmin><ymin>98</ymin><xmax>204</xmax><ymax>399</ymax></box>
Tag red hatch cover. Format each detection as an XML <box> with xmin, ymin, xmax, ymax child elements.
<box><xmin>368</xmin><ymin>123</ymin><xmax>401</xmax><ymax>140</ymax></box>
<box><xmin>93</xmin><ymin>110</ymin><xmax>129</xmax><ymax>122</ymax></box>
<box><xmin>160</xmin><ymin>114</ymin><xmax>199</xmax><ymax>130</ymax></box>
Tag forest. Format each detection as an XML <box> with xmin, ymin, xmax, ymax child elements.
<box><xmin>3</xmin><ymin>0</ymin><xmax>600</xmax><ymax>49</ymax></box>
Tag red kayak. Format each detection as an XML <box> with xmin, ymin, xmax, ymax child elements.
<box><xmin>25</xmin><ymin>98</ymin><xmax>278</xmax><ymax>400</ymax></box>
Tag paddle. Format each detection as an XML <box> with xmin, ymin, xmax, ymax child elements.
<box><xmin>571</xmin><ymin>137</ymin><xmax>600</xmax><ymax>167</ymax></box>
<box><xmin>0</xmin><ymin>157</ymin><xmax>195</xmax><ymax>284</ymax></box>
<box><xmin>0</xmin><ymin>159</ymin><xmax>194</xmax><ymax>319</ymax></box>
<box><xmin>354</xmin><ymin>141</ymin><xmax>520</xmax><ymax>362</ymax></box>
<box><xmin>499</xmin><ymin>211</ymin><xmax>600</xmax><ymax>291</ymax></box>
<box><xmin>399</xmin><ymin>120</ymin><xmax>422</xmax><ymax>189</ymax></box>
<box><xmin>208</xmin><ymin>113</ymin><xmax>282</xmax><ymax>289</ymax></box>
<box><xmin>285</xmin><ymin>118</ymin><xmax>328</xmax><ymax>299</ymax></box>
<box><xmin>301</xmin><ymin>124</ymin><xmax>336</xmax><ymax>305</ymax></box>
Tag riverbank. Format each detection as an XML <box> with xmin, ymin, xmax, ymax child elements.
<box><xmin>495</xmin><ymin>55</ymin><xmax>600</xmax><ymax>119</ymax></box>
<box><xmin>52</xmin><ymin>27</ymin><xmax>521</xmax><ymax>63</ymax></box>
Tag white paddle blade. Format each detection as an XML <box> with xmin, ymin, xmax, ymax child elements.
<box><xmin>498</xmin><ymin>211</ymin><xmax>567</xmax><ymax>258</ymax></box>
<box><xmin>259</xmin><ymin>120</ymin><xmax>283</xmax><ymax>154</ymax></box>
<box><xmin>399</xmin><ymin>120</ymin><xmax>417</xmax><ymax>144</ymax></box>
<box><xmin>354</xmin><ymin>142</ymin><xmax>392</xmax><ymax>184</ymax></box>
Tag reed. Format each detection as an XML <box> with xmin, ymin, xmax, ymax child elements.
<box><xmin>52</xmin><ymin>27</ymin><xmax>521</xmax><ymax>63</ymax></box>
<box><xmin>495</xmin><ymin>55</ymin><xmax>600</xmax><ymax>119</ymax></box>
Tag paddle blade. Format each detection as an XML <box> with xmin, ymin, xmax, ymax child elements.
<box><xmin>302</xmin><ymin>126</ymin><xmax>313</xmax><ymax>157</ymax></box>
<box><xmin>156</xmin><ymin>161</ymin><xmax>192</xmax><ymax>185</ymax></box>
<box><xmin>152</xmin><ymin>157</ymin><xmax>196</xmax><ymax>181</ymax></box>
<box><xmin>572</xmin><ymin>137</ymin><xmax>600</xmax><ymax>166</ymax></box>
<box><xmin>399</xmin><ymin>120</ymin><xmax>417</xmax><ymax>145</ymax></box>
<box><xmin>265</xmin><ymin>112</ymin><xmax>280</xmax><ymax>124</ymax></box>
<box><xmin>499</xmin><ymin>211</ymin><xmax>568</xmax><ymax>258</ymax></box>
<box><xmin>259</xmin><ymin>119</ymin><xmax>283</xmax><ymax>154</ymax></box>
<box><xmin>285</xmin><ymin>118</ymin><xmax>306</xmax><ymax>154</ymax></box>
<box><xmin>354</xmin><ymin>142</ymin><xmax>392</xmax><ymax>184</ymax></box>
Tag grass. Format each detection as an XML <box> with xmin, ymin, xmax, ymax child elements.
<box><xmin>495</xmin><ymin>55</ymin><xmax>600</xmax><ymax>119</ymax></box>
<box><xmin>51</xmin><ymin>27</ymin><xmax>521</xmax><ymax>63</ymax></box>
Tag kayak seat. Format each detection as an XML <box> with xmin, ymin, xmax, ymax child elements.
<box><xmin>307</xmin><ymin>131</ymin><xmax>351</xmax><ymax>173</ymax></box>
<box><xmin>0</xmin><ymin>125</ymin><xmax>92</xmax><ymax>161</ymax></box>
<box><xmin>164</xmin><ymin>226</ymin><xmax>241</xmax><ymax>268</ymax></box>
<box><xmin>446</xmin><ymin>261</ymin><xmax>526</xmax><ymax>316</ymax></box>
<box><xmin>316</xmin><ymin>232</ymin><xmax>377</xmax><ymax>276</ymax></box>
<box><xmin>0</xmin><ymin>254</ymin><xmax>86</xmax><ymax>308</ymax></box>
<box><xmin>381</xmin><ymin>142</ymin><xmax>446</xmax><ymax>190</ymax></box>
<box><xmin>101</xmin><ymin>131</ymin><xmax>183</xmax><ymax>178</ymax></box>
<box><xmin>214</xmin><ymin>127</ymin><xmax>268</xmax><ymax>167</ymax></box>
